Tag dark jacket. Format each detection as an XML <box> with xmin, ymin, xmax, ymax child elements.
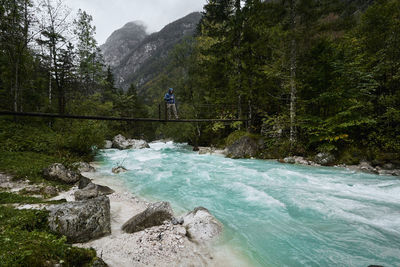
<box><xmin>164</xmin><ymin>88</ymin><xmax>175</xmax><ymax>104</ymax></box>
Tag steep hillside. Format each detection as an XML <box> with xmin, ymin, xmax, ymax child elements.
<box><xmin>100</xmin><ymin>21</ymin><xmax>148</xmax><ymax>68</ymax></box>
<box><xmin>101</xmin><ymin>12</ymin><xmax>202</xmax><ymax>91</ymax></box>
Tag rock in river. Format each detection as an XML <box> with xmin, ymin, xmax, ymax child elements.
<box><xmin>112</xmin><ymin>166</ymin><xmax>128</xmax><ymax>174</ymax></box>
<box><xmin>122</xmin><ymin>201</ymin><xmax>174</xmax><ymax>233</ymax></box>
<box><xmin>314</xmin><ymin>152</ymin><xmax>335</xmax><ymax>166</ymax></box>
<box><xmin>283</xmin><ymin>157</ymin><xmax>296</xmax><ymax>164</ymax></box>
<box><xmin>48</xmin><ymin>196</ymin><xmax>111</xmax><ymax>243</ymax></box>
<box><xmin>112</xmin><ymin>134</ymin><xmax>150</xmax><ymax>150</ymax></box>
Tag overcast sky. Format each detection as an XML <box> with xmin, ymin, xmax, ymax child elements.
<box><xmin>64</xmin><ymin>0</ymin><xmax>207</xmax><ymax>45</ymax></box>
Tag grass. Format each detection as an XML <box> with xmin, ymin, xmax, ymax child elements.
<box><xmin>0</xmin><ymin>151</ymin><xmax>74</xmax><ymax>192</ymax></box>
<box><xmin>0</xmin><ymin>206</ymin><xmax>97</xmax><ymax>266</ymax></box>
<box><xmin>0</xmin><ymin>119</ymin><xmax>107</xmax><ymax>266</ymax></box>
<box><xmin>0</xmin><ymin>192</ymin><xmax>45</xmax><ymax>204</ymax></box>
<box><xmin>0</xmin><ymin>192</ymin><xmax>67</xmax><ymax>205</ymax></box>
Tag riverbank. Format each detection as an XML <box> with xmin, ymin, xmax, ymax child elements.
<box><xmin>196</xmin><ymin>148</ymin><xmax>400</xmax><ymax>177</ymax></box>
<box><xmin>1</xmin><ymin>166</ymin><xmax>252</xmax><ymax>267</ymax></box>
<box><xmin>75</xmin><ymin>169</ymin><xmax>253</xmax><ymax>267</ymax></box>
<box><xmin>0</xmin><ymin>172</ymin><xmax>101</xmax><ymax>266</ymax></box>
<box><xmin>96</xmin><ymin>142</ymin><xmax>400</xmax><ymax>266</ymax></box>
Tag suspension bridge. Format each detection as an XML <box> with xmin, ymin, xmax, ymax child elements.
<box><xmin>0</xmin><ymin>110</ymin><xmax>249</xmax><ymax>123</ymax></box>
<box><xmin>0</xmin><ymin>99</ymin><xmax>254</xmax><ymax>124</ymax></box>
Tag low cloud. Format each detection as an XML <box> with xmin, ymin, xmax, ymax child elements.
<box><xmin>65</xmin><ymin>0</ymin><xmax>206</xmax><ymax>44</ymax></box>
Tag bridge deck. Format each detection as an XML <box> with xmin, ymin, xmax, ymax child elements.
<box><xmin>0</xmin><ymin>111</ymin><xmax>249</xmax><ymax>123</ymax></box>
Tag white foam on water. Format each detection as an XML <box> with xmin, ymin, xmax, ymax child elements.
<box><xmin>123</xmin><ymin>164</ymin><xmax>142</xmax><ymax>171</ymax></box>
<box><xmin>198</xmin><ymin>170</ymin><xmax>211</xmax><ymax>181</ymax></box>
<box><xmin>108</xmin><ymin>152</ymin><xmax>131</xmax><ymax>162</ymax></box>
<box><xmin>231</xmin><ymin>182</ymin><xmax>286</xmax><ymax>208</ymax></box>
<box><xmin>149</xmin><ymin>141</ymin><xmax>176</xmax><ymax>150</ymax></box>
<box><xmin>96</xmin><ymin>143</ymin><xmax>400</xmax><ymax>267</ymax></box>
<box><xmin>155</xmin><ymin>171</ymin><xmax>173</xmax><ymax>181</ymax></box>
<box><xmin>132</xmin><ymin>151</ymin><xmax>162</xmax><ymax>162</ymax></box>
<box><xmin>136</xmin><ymin>168</ymin><xmax>152</xmax><ymax>175</ymax></box>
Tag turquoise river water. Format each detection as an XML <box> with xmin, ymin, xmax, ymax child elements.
<box><xmin>95</xmin><ymin>141</ymin><xmax>400</xmax><ymax>267</ymax></box>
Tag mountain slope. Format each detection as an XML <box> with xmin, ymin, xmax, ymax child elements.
<box><xmin>100</xmin><ymin>21</ymin><xmax>148</xmax><ymax>68</ymax></box>
<box><xmin>101</xmin><ymin>12</ymin><xmax>202</xmax><ymax>90</ymax></box>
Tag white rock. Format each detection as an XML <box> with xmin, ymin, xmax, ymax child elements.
<box><xmin>182</xmin><ymin>207</ymin><xmax>222</xmax><ymax>243</ymax></box>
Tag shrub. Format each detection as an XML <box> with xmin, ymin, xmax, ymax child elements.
<box><xmin>225</xmin><ymin>130</ymin><xmax>260</xmax><ymax>147</ymax></box>
<box><xmin>63</xmin><ymin>121</ymin><xmax>108</xmax><ymax>155</ymax></box>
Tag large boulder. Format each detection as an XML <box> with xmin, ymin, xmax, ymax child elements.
<box><xmin>72</xmin><ymin>162</ymin><xmax>95</xmax><ymax>173</ymax></box>
<box><xmin>182</xmin><ymin>207</ymin><xmax>223</xmax><ymax>243</ymax></box>
<box><xmin>122</xmin><ymin>201</ymin><xmax>174</xmax><ymax>233</ymax></box>
<box><xmin>48</xmin><ymin>196</ymin><xmax>111</xmax><ymax>243</ymax></box>
<box><xmin>78</xmin><ymin>176</ymin><xmax>92</xmax><ymax>189</ymax></box>
<box><xmin>104</xmin><ymin>140</ymin><xmax>113</xmax><ymax>149</ymax></box>
<box><xmin>283</xmin><ymin>156</ymin><xmax>315</xmax><ymax>166</ymax></box>
<box><xmin>43</xmin><ymin>163</ymin><xmax>82</xmax><ymax>184</ymax></box>
<box><xmin>283</xmin><ymin>157</ymin><xmax>295</xmax><ymax>164</ymax></box>
<box><xmin>112</xmin><ymin>134</ymin><xmax>131</xmax><ymax>149</ymax></box>
<box><xmin>112</xmin><ymin>134</ymin><xmax>150</xmax><ymax>150</ymax></box>
<box><xmin>130</xmin><ymin>139</ymin><xmax>150</xmax><ymax>149</ymax></box>
<box><xmin>226</xmin><ymin>136</ymin><xmax>261</xmax><ymax>159</ymax></box>
<box><xmin>378</xmin><ymin>169</ymin><xmax>400</xmax><ymax>176</ymax></box>
<box><xmin>42</xmin><ymin>185</ymin><xmax>58</xmax><ymax>196</ymax></box>
<box><xmin>314</xmin><ymin>152</ymin><xmax>335</xmax><ymax>166</ymax></box>
<box><xmin>359</xmin><ymin>161</ymin><xmax>379</xmax><ymax>174</ymax></box>
<box><xmin>74</xmin><ymin>183</ymin><xmax>115</xmax><ymax>201</ymax></box>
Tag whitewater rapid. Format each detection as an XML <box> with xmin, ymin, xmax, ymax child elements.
<box><xmin>94</xmin><ymin>141</ymin><xmax>400</xmax><ymax>267</ymax></box>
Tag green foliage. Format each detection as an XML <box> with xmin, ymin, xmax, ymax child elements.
<box><xmin>0</xmin><ymin>192</ymin><xmax>66</xmax><ymax>204</ymax></box>
<box><xmin>0</xmin><ymin>206</ymin><xmax>96</xmax><ymax>266</ymax></box>
<box><xmin>0</xmin><ymin>192</ymin><xmax>44</xmax><ymax>204</ymax></box>
<box><xmin>225</xmin><ymin>130</ymin><xmax>255</xmax><ymax>147</ymax></box>
<box><xmin>0</xmin><ymin>120</ymin><xmax>96</xmax><ymax>184</ymax></box>
<box><xmin>261</xmin><ymin>139</ymin><xmax>292</xmax><ymax>159</ymax></box>
<box><xmin>0</xmin><ymin>119</ymin><xmax>107</xmax><ymax>157</ymax></box>
<box><xmin>1</xmin><ymin>0</ymin><xmax>400</xmax><ymax>164</ymax></box>
<box><xmin>0</xmin><ymin>151</ymin><xmax>64</xmax><ymax>184</ymax></box>
<box><xmin>0</xmin><ymin>206</ymin><xmax>49</xmax><ymax>232</ymax></box>
<box><xmin>62</xmin><ymin>121</ymin><xmax>107</xmax><ymax>155</ymax></box>
<box><xmin>339</xmin><ymin>146</ymin><xmax>363</xmax><ymax>165</ymax></box>
<box><xmin>316</xmin><ymin>143</ymin><xmax>337</xmax><ymax>153</ymax></box>
<box><xmin>156</xmin><ymin>123</ymin><xmax>197</xmax><ymax>143</ymax></box>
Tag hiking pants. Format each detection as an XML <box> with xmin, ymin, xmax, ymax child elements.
<box><xmin>167</xmin><ymin>103</ymin><xmax>178</xmax><ymax>119</ymax></box>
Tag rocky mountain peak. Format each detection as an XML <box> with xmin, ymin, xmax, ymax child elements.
<box><xmin>101</xmin><ymin>21</ymin><xmax>148</xmax><ymax>68</ymax></box>
<box><xmin>101</xmin><ymin>12</ymin><xmax>202</xmax><ymax>90</ymax></box>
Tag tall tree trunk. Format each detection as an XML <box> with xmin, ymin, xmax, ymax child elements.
<box><xmin>14</xmin><ymin>58</ymin><xmax>19</xmax><ymax>113</ymax></box>
<box><xmin>235</xmin><ymin>0</ymin><xmax>243</xmax><ymax>129</ymax></box>
<box><xmin>49</xmin><ymin>48</ymin><xmax>52</xmax><ymax>107</ymax></box>
<box><xmin>289</xmin><ymin>0</ymin><xmax>297</xmax><ymax>148</ymax></box>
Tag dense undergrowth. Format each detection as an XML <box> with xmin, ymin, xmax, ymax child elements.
<box><xmin>0</xmin><ymin>205</ymin><xmax>97</xmax><ymax>266</ymax></box>
<box><xmin>0</xmin><ymin>118</ymin><xmax>108</xmax><ymax>266</ymax></box>
<box><xmin>0</xmin><ymin>118</ymin><xmax>106</xmax><ymax>181</ymax></box>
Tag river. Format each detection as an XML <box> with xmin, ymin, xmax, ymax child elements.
<box><xmin>94</xmin><ymin>141</ymin><xmax>400</xmax><ymax>267</ymax></box>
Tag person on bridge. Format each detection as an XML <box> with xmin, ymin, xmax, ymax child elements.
<box><xmin>164</xmin><ymin>88</ymin><xmax>179</xmax><ymax>119</ymax></box>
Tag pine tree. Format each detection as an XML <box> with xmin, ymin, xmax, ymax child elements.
<box><xmin>74</xmin><ymin>9</ymin><xmax>104</xmax><ymax>95</ymax></box>
<box><xmin>36</xmin><ymin>0</ymin><xmax>73</xmax><ymax>113</ymax></box>
<box><xmin>0</xmin><ymin>0</ymin><xmax>33</xmax><ymax>112</ymax></box>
